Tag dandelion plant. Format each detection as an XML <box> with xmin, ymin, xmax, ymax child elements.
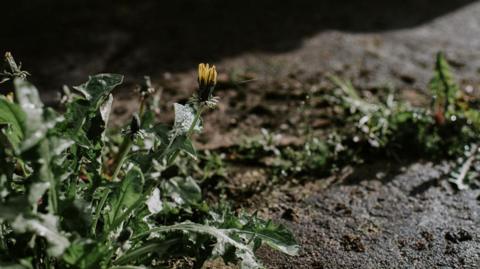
<box><xmin>0</xmin><ymin>53</ymin><xmax>298</xmax><ymax>269</ymax></box>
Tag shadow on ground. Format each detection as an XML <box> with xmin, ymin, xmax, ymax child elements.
<box><xmin>0</xmin><ymin>0</ymin><xmax>476</xmax><ymax>89</ymax></box>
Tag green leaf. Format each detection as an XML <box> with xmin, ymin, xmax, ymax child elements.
<box><xmin>165</xmin><ymin>135</ymin><xmax>197</xmax><ymax>161</ymax></box>
<box><xmin>62</xmin><ymin>74</ymin><xmax>123</xmax><ymax>146</ymax></box>
<box><xmin>134</xmin><ymin>217</ymin><xmax>298</xmax><ymax>269</ymax></box>
<box><xmin>0</xmin><ymin>96</ymin><xmax>25</xmax><ymax>151</ymax></box>
<box><xmin>11</xmin><ymin>213</ymin><xmax>70</xmax><ymax>257</ymax></box>
<box><xmin>429</xmin><ymin>52</ymin><xmax>459</xmax><ymax>115</ymax></box>
<box><xmin>212</xmin><ymin>210</ymin><xmax>299</xmax><ymax>267</ymax></box>
<box><xmin>181</xmin><ymin>138</ymin><xmax>197</xmax><ymax>159</ymax></box>
<box><xmin>62</xmin><ymin>240</ymin><xmax>89</xmax><ymax>266</ymax></box>
<box><xmin>73</xmin><ymin>74</ymin><xmax>123</xmax><ymax>105</ymax></box>
<box><xmin>162</xmin><ymin>176</ymin><xmax>201</xmax><ymax>206</ymax></box>
<box><xmin>0</xmin><ymin>263</ymin><xmax>31</xmax><ymax>269</ymax></box>
<box><xmin>63</xmin><ymin>240</ymin><xmax>109</xmax><ymax>269</ymax></box>
<box><xmin>106</xmin><ymin>166</ymin><xmax>145</xmax><ymax>230</ymax></box>
<box><xmin>13</xmin><ymin>78</ymin><xmax>48</xmax><ymax>152</ymax></box>
<box><xmin>60</xmin><ymin>199</ymin><xmax>92</xmax><ymax>236</ymax></box>
<box><xmin>149</xmin><ymin>123</ymin><xmax>170</xmax><ymax>146</ymax></box>
<box><xmin>25</xmin><ymin>139</ymin><xmax>59</xmax><ymax>213</ymax></box>
<box><xmin>135</xmin><ymin>222</ymin><xmax>263</xmax><ymax>269</ymax></box>
<box><xmin>239</xmin><ymin>218</ymin><xmax>299</xmax><ymax>255</ymax></box>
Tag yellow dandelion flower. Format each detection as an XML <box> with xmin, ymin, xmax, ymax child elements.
<box><xmin>197</xmin><ymin>63</ymin><xmax>217</xmax><ymax>102</ymax></box>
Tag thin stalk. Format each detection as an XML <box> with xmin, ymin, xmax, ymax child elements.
<box><xmin>139</xmin><ymin>96</ymin><xmax>146</xmax><ymax>117</ymax></box>
<box><xmin>41</xmin><ymin>140</ymin><xmax>58</xmax><ymax>214</ymax></box>
<box><xmin>111</xmin><ymin>137</ymin><xmax>133</xmax><ymax>181</ymax></box>
<box><xmin>187</xmin><ymin>106</ymin><xmax>204</xmax><ymax>137</ymax></box>
<box><xmin>47</xmin><ymin>169</ymin><xmax>58</xmax><ymax>214</ymax></box>
<box><xmin>91</xmin><ymin>189</ymin><xmax>111</xmax><ymax>236</ymax></box>
<box><xmin>0</xmin><ymin>224</ymin><xmax>6</xmax><ymax>250</ymax></box>
<box><xmin>103</xmin><ymin>90</ymin><xmax>149</xmax><ymax>178</ymax></box>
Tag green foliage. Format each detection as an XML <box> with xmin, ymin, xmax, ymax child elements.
<box><xmin>448</xmin><ymin>144</ymin><xmax>480</xmax><ymax>190</ymax></box>
<box><xmin>429</xmin><ymin>52</ymin><xmax>459</xmax><ymax>118</ymax></box>
<box><xmin>232</xmin><ymin>52</ymin><xmax>480</xmax><ymax>189</ymax></box>
<box><xmin>328</xmin><ymin>53</ymin><xmax>480</xmax><ymax>187</ymax></box>
<box><xmin>0</xmin><ymin>54</ymin><xmax>298</xmax><ymax>269</ymax></box>
<box><xmin>0</xmin><ymin>96</ymin><xmax>25</xmax><ymax>152</ymax></box>
<box><xmin>237</xmin><ymin>130</ymin><xmax>330</xmax><ymax>177</ymax></box>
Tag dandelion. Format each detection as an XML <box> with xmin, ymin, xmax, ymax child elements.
<box><xmin>197</xmin><ymin>63</ymin><xmax>217</xmax><ymax>104</ymax></box>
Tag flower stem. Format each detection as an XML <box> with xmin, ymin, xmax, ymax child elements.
<box><xmin>109</xmin><ymin>92</ymin><xmax>150</xmax><ymax>180</ymax></box>
<box><xmin>91</xmin><ymin>189</ymin><xmax>111</xmax><ymax>235</ymax></box>
<box><xmin>111</xmin><ymin>137</ymin><xmax>133</xmax><ymax>181</ymax></box>
<box><xmin>188</xmin><ymin>106</ymin><xmax>204</xmax><ymax>137</ymax></box>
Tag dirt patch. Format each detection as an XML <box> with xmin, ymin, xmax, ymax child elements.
<box><xmin>254</xmin><ymin>162</ymin><xmax>480</xmax><ymax>268</ymax></box>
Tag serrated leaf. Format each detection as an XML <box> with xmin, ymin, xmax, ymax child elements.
<box><xmin>136</xmin><ymin>222</ymin><xmax>263</xmax><ymax>269</ymax></box>
<box><xmin>448</xmin><ymin>144</ymin><xmax>478</xmax><ymax>190</ymax></box>
<box><xmin>135</xmin><ymin>217</ymin><xmax>298</xmax><ymax>269</ymax></box>
<box><xmin>239</xmin><ymin>219</ymin><xmax>299</xmax><ymax>255</ymax></box>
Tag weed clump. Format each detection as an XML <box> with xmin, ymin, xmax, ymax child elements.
<box><xmin>232</xmin><ymin>53</ymin><xmax>480</xmax><ymax>189</ymax></box>
<box><xmin>0</xmin><ymin>53</ymin><xmax>298</xmax><ymax>269</ymax></box>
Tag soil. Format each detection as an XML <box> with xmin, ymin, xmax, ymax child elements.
<box><xmin>254</xmin><ymin>161</ymin><xmax>480</xmax><ymax>268</ymax></box>
<box><xmin>2</xmin><ymin>1</ymin><xmax>480</xmax><ymax>268</ymax></box>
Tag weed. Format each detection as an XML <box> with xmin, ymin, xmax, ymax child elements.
<box><xmin>231</xmin><ymin>52</ymin><xmax>480</xmax><ymax>189</ymax></box>
<box><xmin>0</xmin><ymin>53</ymin><xmax>298</xmax><ymax>269</ymax></box>
<box><xmin>330</xmin><ymin>52</ymin><xmax>480</xmax><ymax>188</ymax></box>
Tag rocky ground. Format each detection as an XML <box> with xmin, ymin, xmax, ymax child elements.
<box><xmin>2</xmin><ymin>0</ymin><xmax>480</xmax><ymax>268</ymax></box>
<box><xmin>256</xmin><ymin>162</ymin><xmax>480</xmax><ymax>268</ymax></box>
